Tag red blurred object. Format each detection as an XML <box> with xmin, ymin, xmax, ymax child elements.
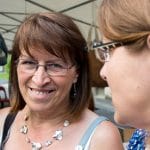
<box><xmin>0</xmin><ymin>86</ymin><xmax>9</xmax><ymax>108</ymax></box>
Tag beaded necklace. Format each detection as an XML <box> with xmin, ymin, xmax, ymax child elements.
<box><xmin>20</xmin><ymin>115</ymin><xmax>70</xmax><ymax>150</ymax></box>
<box><xmin>127</xmin><ymin>129</ymin><xmax>150</xmax><ymax>150</ymax></box>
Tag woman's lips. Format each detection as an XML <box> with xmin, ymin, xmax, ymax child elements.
<box><xmin>28</xmin><ymin>87</ymin><xmax>55</xmax><ymax>102</ymax></box>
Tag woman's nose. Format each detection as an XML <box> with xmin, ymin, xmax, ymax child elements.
<box><xmin>32</xmin><ymin>66</ymin><xmax>51</xmax><ymax>86</ymax></box>
<box><xmin>100</xmin><ymin>64</ymin><xmax>107</xmax><ymax>81</ymax></box>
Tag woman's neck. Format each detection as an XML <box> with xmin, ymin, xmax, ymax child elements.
<box><xmin>23</xmin><ymin>104</ymin><xmax>70</xmax><ymax>125</ymax></box>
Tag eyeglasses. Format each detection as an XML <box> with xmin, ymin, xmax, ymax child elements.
<box><xmin>16</xmin><ymin>58</ymin><xmax>74</xmax><ymax>76</ymax></box>
<box><xmin>92</xmin><ymin>41</ymin><xmax>124</xmax><ymax>62</ymax></box>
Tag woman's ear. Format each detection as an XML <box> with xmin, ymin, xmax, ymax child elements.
<box><xmin>147</xmin><ymin>34</ymin><xmax>150</xmax><ymax>49</ymax></box>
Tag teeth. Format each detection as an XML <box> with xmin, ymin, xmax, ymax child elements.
<box><xmin>35</xmin><ymin>91</ymin><xmax>47</xmax><ymax>95</ymax></box>
<box><xmin>30</xmin><ymin>88</ymin><xmax>50</xmax><ymax>95</ymax></box>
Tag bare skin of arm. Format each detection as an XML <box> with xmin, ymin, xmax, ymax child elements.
<box><xmin>0</xmin><ymin>107</ymin><xmax>10</xmax><ymax>140</ymax></box>
<box><xmin>89</xmin><ymin>120</ymin><xmax>124</xmax><ymax>150</ymax></box>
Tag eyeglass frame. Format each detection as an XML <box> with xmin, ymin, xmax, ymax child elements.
<box><xmin>15</xmin><ymin>58</ymin><xmax>75</xmax><ymax>76</ymax></box>
<box><xmin>92</xmin><ymin>41</ymin><xmax>125</xmax><ymax>62</ymax></box>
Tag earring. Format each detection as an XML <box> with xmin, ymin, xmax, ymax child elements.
<box><xmin>73</xmin><ymin>83</ymin><xmax>77</xmax><ymax>97</ymax></box>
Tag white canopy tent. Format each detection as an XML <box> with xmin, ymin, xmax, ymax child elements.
<box><xmin>0</xmin><ymin>0</ymin><xmax>102</xmax><ymax>50</ymax></box>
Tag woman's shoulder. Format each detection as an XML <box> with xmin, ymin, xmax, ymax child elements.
<box><xmin>81</xmin><ymin>110</ymin><xmax>124</xmax><ymax>149</ymax></box>
<box><xmin>0</xmin><ymin>107</ymin><xmax>11</xmax><ymax>142</ymax></box>
<box><xmin>0</xmin><ymin>107</ymin><xmax>11</xmax><ymax>129</ymax></box>
<box><xmin>90</xmin><ymin>119</ymin><xmax>124</xmax><ymax>149</ymax></box>
<box><xmin>95</xmin><ymin>119</ymin><xmax>121</xmax><ymax>138</ymax></box>
<box><xmin>0</xmin><ymin>107</ymin><xmax>10</xmax><ymax>119</ymax></box>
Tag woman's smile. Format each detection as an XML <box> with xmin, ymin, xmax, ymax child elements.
<box><xmin>28</xmin><ymin>87</ymin><xmax>56</xmax><ymax>102</ymax></box>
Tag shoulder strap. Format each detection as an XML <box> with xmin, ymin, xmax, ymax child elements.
<box><xmin>79</xmin><ymin>116</ymin><xmax>108</xmax><ymax>148</ymax></box>
<box><xmin>1</xmin><ymin>113</ymin><xmax>17</xmax><ymax>144</ymax></box>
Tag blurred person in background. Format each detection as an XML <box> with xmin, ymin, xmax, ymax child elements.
<box><xmin>0</xmin><ymin>33</ymin><xmax>8</xmax><ymax>66</ymax></box>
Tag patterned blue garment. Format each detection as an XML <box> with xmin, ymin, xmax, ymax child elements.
<box><xmin>127</xmin><ymin>129</ymin><xmax>150</xmax><ymax>150</ymax></box>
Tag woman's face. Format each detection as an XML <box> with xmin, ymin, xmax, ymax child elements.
<box><xmin>17</xmin><ymin>48</ymin><xmax>78</xmax><ymax>113</ymax></box>
<box><xmin>100</xmin><ymin>42</ymin><xmax>150</xmax><ymax>128</ymax></box>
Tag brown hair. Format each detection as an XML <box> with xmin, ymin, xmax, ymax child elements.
<box><xmin>9</xmin><ymin>12</ymin><xmax>91</xmax><ymax>120</ymax></box>
<box><xmin>98</xmin><ymin>0</ymin><xmax>150</xmax><ymax>50</ymax></box>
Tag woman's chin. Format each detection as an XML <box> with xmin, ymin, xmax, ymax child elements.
<box><xmin>114</xmin><ymin>113</ymin><xmax>130</xmax><ymax>127</ymax></box>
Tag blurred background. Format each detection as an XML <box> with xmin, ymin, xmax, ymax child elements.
<box><xmin>0</xmin><ymin>0</ymin><xmax>102</xmax><ymax>50</ymax></box>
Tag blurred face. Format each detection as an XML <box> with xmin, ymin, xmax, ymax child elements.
<box><xmin>100</xmin><ymin>41</ymin><xmax>150</xmax><ymax>128</ymax></box>
<box><xmin>17</xmin><ymin>48</ymin><xmax>78</xmax><ymax>113</ymax></box>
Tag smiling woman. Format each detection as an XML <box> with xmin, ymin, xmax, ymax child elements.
<box><xmin>0</xmin><ymin>12</ymin><xmax>123</xmax><ymax>150</ymax></box>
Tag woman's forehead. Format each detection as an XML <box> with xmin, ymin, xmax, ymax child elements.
<box><xmin>20</xmin><ymin>47</ymin><xmax>72</xmax><ymax>63</ymax></box>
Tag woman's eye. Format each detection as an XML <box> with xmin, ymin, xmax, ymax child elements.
<box><xmin>21</xmin><ymin>60</ymin><xmax>36</xmax><ymax>65</ymax></box>
<box><xmin>47</xmin><ymin>63</ymin><xmax>64</xmax><ymax>69</ymax></box>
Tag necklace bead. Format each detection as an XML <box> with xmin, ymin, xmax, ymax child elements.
<box><xmin>31</xmin><ymin>142</ymin><xmax>42</xmax><ymax>150</ymax></box>
<box><xmin>20</xmin><ymin>125</ymin><xmax>28</xmax><ymax>134</ymax></box>
<box><xmin>45</xmin><ymin>140</ymin><xmax>52</xmax><ymax>146</ymax></box>
<box><xmin>64</xmin><ymin>120</ymin><xmax>70</xmax><ymax>127</ymax></box>
<box><xmin>52</xmin><ymin>130</ymin><xmax>63</xmax><ymax>140</ymax></box>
